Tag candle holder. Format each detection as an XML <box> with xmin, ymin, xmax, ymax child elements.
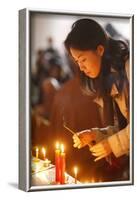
<box><xmin>32</xmin><ymin>157</ymin><xmax>40</xmax><ymax>163</ymax></box>
<box><xmin>31</xmin><ymin>159</ymin><xmax>43</xmax><ymax>173</ymax></box>
<box><xmin>43</xmin><ymin>159</ymin><xmax>51</xmax><ymax>168</ymax></box>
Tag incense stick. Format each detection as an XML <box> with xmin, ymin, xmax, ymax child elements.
<box><xmin>63</xmin><ymin>124</ymin><xmax>75</xmax><ymax>135</ymax></box>
<box><xmin>63</xmin><ymin>122</ymin><xmax>96</xmax><ymax>149</ymax></box>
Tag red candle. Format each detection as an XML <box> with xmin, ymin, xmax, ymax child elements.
<box><xmin>55</xmin><ymin>142</ymin><xmax>61</xmax><ymax>183</ymax></box>
<box><xmin>60</xmin><ymin>144</ymin><xmax>66</xmax><ymax>184</ymax></box>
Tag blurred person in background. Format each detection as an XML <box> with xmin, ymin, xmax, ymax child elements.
<box><xmin>31</xmin><ymin>78</ymin><xmax>60</xmax><ymax>148</ymax></box>
<box><xmin>104</xmin><ymin>23</ymin><xmax>129</xmax><ymax>45</ymax></box>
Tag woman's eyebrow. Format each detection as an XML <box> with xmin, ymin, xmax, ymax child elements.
<box><xmin>73</xmin><ymin>54</ymin><xmax>83</xmax><ymax>62</ymax></box>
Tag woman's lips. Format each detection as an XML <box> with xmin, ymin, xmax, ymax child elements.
<box><xmin>83</xmin><ymin>69</ymin><xmax>92</xmax><ymax>76</ymax></box>
<box><xmin>85</xmin><ymin>71</ymin><xmax>93</xmax><ymax>78</ymax></box>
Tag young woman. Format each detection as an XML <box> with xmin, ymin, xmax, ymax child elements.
<box><xmin>64</xmin><ymin>18</ymin><xmax>129</xmax><ymax>162</ymax></box>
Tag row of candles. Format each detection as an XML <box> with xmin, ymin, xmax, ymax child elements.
<box><xmin>34</xmin><ymin>143</ymin><xmax>78</xmax><ymax>184</ymax></box>
<box><xmin>55</xmin><ymin>142</ymin><xmax>65</xmax><ymax>184</ymax></box>
<box><xmin>35</xmin><ymin>147</ymin><xmax>46</xmax><ymax>160</ymax></box>
<box><xmin>55</xmin><ymin>142</ymin><xmax>78</xmax><ymax>184</ymax></box>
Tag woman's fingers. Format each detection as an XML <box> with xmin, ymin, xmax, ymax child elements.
<box><xmin>92</xmin><ymin>149</ymin><xmax>106</xmax><ymax>157</ymax></box>
<box><xmin>90</xmin><ymin>139</ymin><xmax>112</xmax><ymax>161</ymax></box>
<box><xmin>73</xmin><ymin>134</ymin><xmax>79</xmax><ymax>141</ymax></box>
<box><xmin>94</xmin><ymin>155</ymin><xmax>107</xmax><ymax>162</ymax></box>
<box><xmin>73</xmin><ymin>134</ymin><xmax>82</xmax><ymax>148</ymax></box>
<box><xmin>72</xmin><ymin>130</ymin><xmax>96</xmax><ymax>149</ymax></box>
<box><xmin>90</xmin><ymin>143</ymin><xmax>103</xmax><ymax>152</ymax></box>
<box><xmin>77</xmin><ymin>144</ymin><xmax>82</xmax><ymax>149</ymax></box>
<box><xmin>73</xmin><ymin>135</ymin><xmax>80</xmax><ymax>143</ymax></box>
<box><xmin>73</xmin><ymin>142</ymin><xmax>81</xmax><ymax>148</ymax></box>
<box><xmin>91</xmin><ymin>147</ymin><xmax>108</xmax><ymax>161</ymax></box>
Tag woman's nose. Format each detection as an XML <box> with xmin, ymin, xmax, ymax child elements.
<box><xmin>79</xmin><ymin>63</ymin><xmax>86</xmax><ymax>71</ymax></box>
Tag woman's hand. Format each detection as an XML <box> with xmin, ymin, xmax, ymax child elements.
<box><xmin>73</xmin><ymin>129</ymin><xmax>96</xmax><ymax>149</ymax></box>
<box><xmin>90</xmin><ymin>139</ymin><xmax>112</xmax><ymax>162</ymax></box>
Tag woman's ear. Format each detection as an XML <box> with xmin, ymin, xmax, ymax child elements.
<box><xmin>96</xmin><ymin>45</ymin><xmax>104</xmax><ymax>57</ymax></box>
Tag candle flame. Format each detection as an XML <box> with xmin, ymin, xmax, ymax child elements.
<box><xmin>61</xmin><ymin>144</ymin><xmax>64</xmax><ymax>153</ymax></box>
<box><xmin>36</xmin><ymin>147</ymin><xmax>39</xmax><ymax>152</ymax></box>
<box><xmin>42</xmin><ymin>147</ymin><xmax>46</xmax><ymax>156</ymax></box>
<box><xmin>56</xmin><ymin>142</ymin><xmax>60</xmax><ymax>149</ymax></box>
<box><xmin>74</xmin><ymin>166</ymin><xmax>78</xmax><ymax>175</ymax></box>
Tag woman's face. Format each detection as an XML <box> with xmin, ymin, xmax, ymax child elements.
<box><xmin>70</xmin><ymin>46</ymin><xmax>104</xmax><ymax>78</ymax></box>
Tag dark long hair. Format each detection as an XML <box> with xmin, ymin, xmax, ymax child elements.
<box><xmin>64</xmin><ymin>18</ymin><xmax>129</xmax><ymax>98</ymax></box>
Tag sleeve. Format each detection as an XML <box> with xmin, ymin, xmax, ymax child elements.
<box><xmin>107</xmin><ymin>124</ymin><xmax>130</xmax><ymax>157</ymax></box>
<box><xmin>91</xmin><ymin>125</ymin><xmax>118</xmax><ymax>143</ymax></box>
<box><xmin>105</xmin><ymin>59</ymin><xmax>130</xmax><ymax>157</ymax></box>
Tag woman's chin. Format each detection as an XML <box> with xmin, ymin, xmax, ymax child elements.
<box><xmin>86</xmin><ymin>72</ymin><xmax>97</xmax><ymax>79</ymax></box>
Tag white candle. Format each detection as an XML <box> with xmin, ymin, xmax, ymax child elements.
<box><xmin>36</xmin><ymin>147</ymin><xmax>39</xmax><ymax>159</ymax></box>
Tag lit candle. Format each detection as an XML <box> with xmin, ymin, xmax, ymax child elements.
<box><xmin>36</xmin><ymin>147</ymin><xmax>39</xmax><ymax>159</ymax></box>
<box><xmin>60</xmin><ymin>144</ymin><xmax>66</xmax><ymax>184</ymax></box>
<box><xmin>42</xmin><ymin>147</ymin><xmax>46</xmax><ymax>160</ymax></box>
<box><xmin>74</xmin><ymin>166</ymin><xmax>78</xmax><ymax>184</ymax></box>
<box><xmin>55</xmin><ymin>142</ymin><xmax>61</xmax><ymax>183</ymax></box>
<box><xmin>91</xmin><ymin>178</ymin><xmax>95</xmax><ymax>183</ymax></box>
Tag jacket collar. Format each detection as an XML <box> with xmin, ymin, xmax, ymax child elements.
<box><xmin>93</xmin><ymin>70</ymin><xmax>120</xmax><ymax>108</ymax></box>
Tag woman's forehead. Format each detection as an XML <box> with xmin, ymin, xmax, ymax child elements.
<box><xmin>70</xmin><ymin>48</ymin><xmax>86</xmax><ymax>59</ymax></box>
<box><xmin>70</xmin><ymin>48</ymin><xmax>95</xmax><ymax>60</ymax></box>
